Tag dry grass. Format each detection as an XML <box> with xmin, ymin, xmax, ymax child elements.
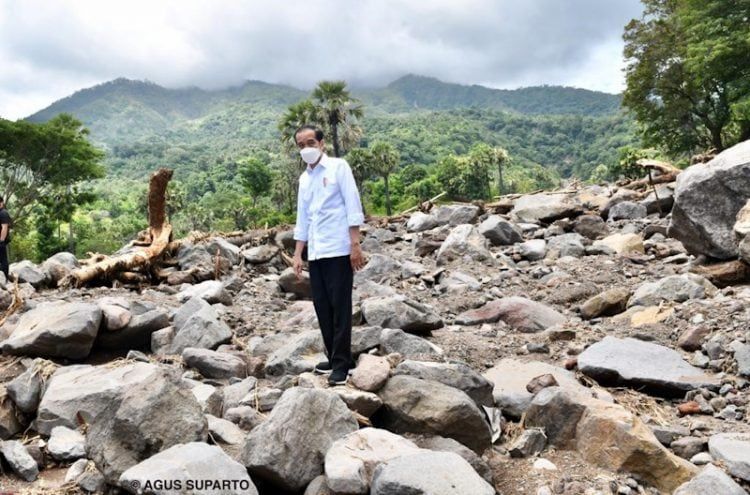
<box><xmin>611</xmin><ymin>388</ymin><xmax>671</xmax><ymax>426</ymax></box>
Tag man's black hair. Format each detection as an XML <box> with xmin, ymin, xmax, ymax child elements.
<box><xmin>0</xmin><ymin>197</ymin><xmax>4</xmax><ymax>203</ymax></box>
<box><xmin>294</xmin><ymin>125</ymin><xmax>325</xmax><ymax>142</ymax></box>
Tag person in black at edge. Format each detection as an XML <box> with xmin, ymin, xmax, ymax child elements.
<box><xmin>0</xmin><ymin>197</ymin><xmax>11</xmax><ymax>280</ymax></box>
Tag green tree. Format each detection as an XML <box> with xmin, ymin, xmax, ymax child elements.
<box><xmin>311</xmin><ymin>81</ymin><xmax>364</xmax><ymax>157</ymax></box>
<box><xmin>623</xmin><ymin>0</ymin><xmax>750</xmax><ymax>155</ymax></box>
<box><xmin>239</xmin><ymin>157</ymin><xmax>273</xmax><ymax>207</ymax></box>
<box><xmin>278</xmin><ymin>99</ymin><xmax>321</xmax><ymax>151</ymax></box>
<box><xmin>369</xmin><ymin>142</ymin><xmax>400</xmax><ymax>215</ymax></box>
<box><xmin>468</xmin><ymin>143</ymin><xmax>510</xmax><ymax>196</ymax></box>
<box><xmin>0</xmin><ymin>114</ymin><xmax>105</xmax><ymax>227</ymax></box>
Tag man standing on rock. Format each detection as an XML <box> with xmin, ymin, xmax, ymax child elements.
<box><xmin>292</xmin><ymin>125</ymin><xmax>366</xmax><ymax>386</ymax></box>
<box><xmin>0</xmin><ymin>197</ymin><xmax>11</xmax><ymax>280</ymax></box>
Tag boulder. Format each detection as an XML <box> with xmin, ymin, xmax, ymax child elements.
<box><xmin>438</xmin><ymin>271</ymin><xmax>481</xmax><ymax>293</ymax></box>
<box><xmin>546</xmin><ymin>233</ymin><xmax>585</xmax><ymax>258</ymax></box>
<box><xmin>361</xmin><ymin>296</ymin><xmax>443</xmax><ymax>334</ymax></box>
<box><xmin>370</xmin><ymin>451</ymin><xmax>494</xmax><ymax>495</ymax></box>
<box><xmin>511</xmin><ymin>193</ymin><xmax>582</xmax><ymax>224</ymax></box>
<box><xmin>351</xmin><ymin>354</ymin><xmax>390</xmax><ymax>392</ymax></box>
<box><xmin>243</xmin><ymin>388</ymin><xmax>358</xmax><ymax>491</ymax></box>
<box><xmin>0</xmin><ymin>440</ymin><xmax>38</xmax><ymax>481</ymax></box>
<box><xmin>96</xmin><ymin>307</ymin><xmax>170</xmax><ymax>351</ymax></box>
<box><xmin>1</xmin><ymin>301</ymin><xmax>102</xmax><ymax>359</ymax></box>
<box><xmin>355</xmin><ymin>254</ymin><xmax>402</xmax><ymax>284</ymax></box>
<box><xmin>179</xmin><ymin>280</ymin><xmax>233</xmax><ymax>305</ymax></box>
<box><xmin>221</xmin><ymin>377</ymin><xmax>257</xmax><ymax>414</ymax></box>
<box><xmin>509</xmin><ymin>428</ymin><xmax>547</xmax><ymax>458</ymax></box>
<box><xmin>264</xmin><ymin>330</ymin><xmax>325</xmax><ymax>377</ymax></box>
<box><xmin>182</xmin><ymin>348</ymin><xmax>247</xmax><ymax>379</ymax></box>
<box><xmin>393</xmin><ymin>360</ymin><xmax>493</xmax><ymax>408</ymax></box>
<box><xmin>708</xmin><ymin>433</ymin><xmax>750</xmax><ymax>482</ymax></box>
<box><xmin>433</xmin><ymin>204</ymin><xmax>480</xmax><ymax>226</ymax></box>
<box><xmin>608</xmin><ymin>201</ymin><xmax>647</xmax><ymax>221</ymax></box>
<box><xmin>325</xmin><ymin>428</ymin><xmax>421</xmax><ymax>494</ymax></box>
<box><xmin>278</xmin><ymin>267</ymin><xmax>312</xmax><ymax>298</ymax></box>
<box><xmin>40</xmin><ymin>252</ymin><xmax>80</xmax><ymax>286</ymax></box>
<box><xmin>412</xmin><ymin>435</ymin><xmax>493</xmax><ymax>484</ymax></box>
<box><xmin>9</xmin><ymin>260</ymin><xmax>48</xmax><ymax>288</ymax></box>
<box><xmin>593</xmin><ymin>233</ymin><xmax>645</xmax><ymax>255</ymax></box>
<box><xmin>331</xmin><ymin>388</ymin><xmax>383</xmax><ymax>417</ymax></box>
<box><xmin>243</xmin><ymin>245</ymin><xmax>279</xmax><ymax>264</ymax></box>
<box><xmin>99</xmin><ymin>302</ymin><xmax>132</xmax><ymax>332</ymax></box>
<box><xmin>47</xmin><ymin>426</ymin><xmax>86</xmax><ymax>462</ymax></box>
<box><xmin>406</xmin><ymin>212</ymin><xmax>439</xmax><ymax>233</ymax></box>
<box><xmin>374</xmin><ymin>375</ymin><xmax>491</xmax><ymax>454</ymax></box>
<box><xmin>478</xmin><ymin>215</ymin><xmax>523</xmax><ymax>245</ymax></box>
<box><xmin>86</xmin><ymin>368</ymin><xmax>207</xmax><ymax>483</ymax></box>
<box><xmin>207</xmin><ymin>414</ymin><xmax>245</xmax><ymax>445</ymax></box>
<box><xmin>518</xmin><ymin>239</ymin><xmax>547</xmax><ymax>261</ymax></box>
<box><xmin>0</xmin><ymin>387</ymin><xmax>23</xmax><ymax>439</ymax></box>
<box><xmin>166</xmin><ymin>297</ymin><xmax>232</xmax><ymax>354</ymax></box>
<box><xmin>640</xmin><ymin>184</ymin><xmax>675</xmax><ymax>215</ymax></box>
<box><xmin>573</xmin><ymin>214</ymin><xmax>609</xmax><ymax>240</ymax></box>
<box><xmin>36</xmin><ymin>362</ymin><xmax>161</xmax><ymax>435</ymax></box>
<box><xmin>601</xmin><ymin>189</ymin><xmax>641</xmax><ymax>219</ymax></box>
<box><xmin>669</xmin><ymin>140</ymin><xmax>750</xmax><ymax>258</ymax></box>
<box><xmin>436</xmin><ymin>224</ymin><xmax>494</xmax><ymax>266</ymax></box>
<box><xmin>191</xmin><ymin>383</ymin><xmax>223</xmax><ymax>417</ymax></box>
<box><xmin>579</xmin><ymin>288</ymin><xmax>631</xmax><ymax>319</ymax></box>
<box><xmin>177</xmin><ymin>243</ymin><xmax>213</xmax><ymax>270</ymax></box>
<box><xmin>205</xmin><ymin>237</ymin><xmax>241</xmax><ymax>265</ymax></box>
<box><xmin>379</xmin><ymin>328</ymin><xmax>443</xmax><ymax>359</ymax></box>
<box><xmin>455</xmin><ymin>296</ymin><xmax>565</xmax><ymax>333</ymax></box>
<box><xmin>628</xmin><ymin>274</ymin><xmax>717</xmax><ymax>308</ymax></box>
<box><xmin>120</xmin><ymin>442</ymin><xmax>257</xmax><ymax>495</ymax></box>
<box><xmin>578</xmin><ymin>336</ymin><xmax>720</xmax><ymax>396</ymax></box>
<box><xmin>6</xmin><ymin>360</ymin><xmax>44</xmax><ymax>413</ymax></box>
<box><xmin>674</xmin><ymin>463</ymin><xmax>748</xmax><ymax>495</ymax></box>
<box><xmin>483</xmin><ymin>358</ymin><xmax>612</xmax><ymax>419</ymax></box>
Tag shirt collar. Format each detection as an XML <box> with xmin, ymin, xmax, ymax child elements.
<box><xmin>305</xmin><ymin>153</ymin><xmax>329</xmax><ymax>174</ymax></box>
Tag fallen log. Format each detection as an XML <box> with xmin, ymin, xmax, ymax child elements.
<box><xmin>63</xmin><ymin>168</ymin><xmax>174</xmax><ymax>287</ymax></box>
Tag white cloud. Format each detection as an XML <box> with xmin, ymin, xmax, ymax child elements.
<box><xmin>0</xmin><ymin>0</ymin><xmax>643</xmax><ymax>119</ymax></box>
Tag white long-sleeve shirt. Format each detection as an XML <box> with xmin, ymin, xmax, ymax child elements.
<box><xmin>293</xmin><ymin>154</ymin><xmax>365</xmax><ymax>260</ymax></box>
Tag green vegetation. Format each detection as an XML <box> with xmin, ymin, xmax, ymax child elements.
<box><xmin>623</xmin><ymin>0</ymin><xmax>750</xmax><ymax>155</ymax></box>
<box><xmin>11</xmin><ymin>75</ymin><xmax>638</xmax><ymax>263</ymax></box>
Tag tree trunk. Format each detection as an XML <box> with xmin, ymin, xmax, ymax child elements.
<box><xmin>497</xmin><ymin>162</ymin><xmax>505</xmax><ymax>197</ymax></box>
<box><xmin>709</xmin><ymin>125</ymin><xmax>725</xmax><ymax>152</ymax></box>
<box><xmin>384</xmin><ymin>174</ymin><xmax>392</xmax><ymax>216</ymax></box>
<box><xmin>331</xmin><ymin>120</ymin><xmax>341</xmax><ymax>157</ymax></box>
<box><xmin>62</xmin><ymin>168</ymin><xmax>174</xmax><ymax>287</ymax></box>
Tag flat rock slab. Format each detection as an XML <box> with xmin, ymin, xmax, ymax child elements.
<box><xmin>120</xmin><ymin>442</ymin><xmax>257</xmax><ymax>494</ymax></box>
<box><xmin>674</xmin><ymin>464</ymin><xmax>748</xmax><ymax>495</ymax></box>
<box><xmin>1</xmin><ymin>301</ymin><xmax>102</xmax><ymax>359</ymax></box>
<box><xmin>393</xmin><ymin>360</ymin><xmax>493</xmax><ymax>408</ymax></box>
<box><xmin>483</xmin><ymin>358</ymin><xmax>612</xmax><ymax>418</ymax></box>
<box><xmin>578</xmin><ymin>336</ymin><xmax>720</xmax><ymax>396</ymax></box>
<box><xmin>371</xmin><ymin>451</ymin><xmax>494</xmax><ymax>495</ymax></box>
<box><xmin>361</xmin><ymin>296</ymin><xmax>443</xmax><ymax>334</ymax></box>
<box><xmin>455</xmin><ymin>296</ymin><xmax>565</xmax><ymax>332</ymax></box>
<box><xmin>708</xmin><ymin>433</ymin><xmax>750</xmax><ymax>482</ymax></box>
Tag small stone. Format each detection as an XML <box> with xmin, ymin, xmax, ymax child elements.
<box><xmin>690</xmin><ymin>452</ymin><xmax>713</xmax><ymax>465</ymax></box>
<box><xmin>526</xmin><ymin>374</ymin><xmax>559</xmax><ymax>394</ymax></box>
<box><xmin>533</xmin><ymin>458</ymin><xmax>557</xmax><ymax>471</ymax></box>
<box><xmin>47</xmin><ymin>426</ymin><xmax>86</xmax><ymax>462</ymax></box>
<box><xmin>509</xmin><ymin>429</ymin><xmax>547</xmax><ymax>458</ymax></box>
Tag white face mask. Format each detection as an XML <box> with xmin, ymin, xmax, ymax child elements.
<box><xmin>300</xmin><ymin>147</ymin><xmax>322</xmax><ymax>165</ymax></box>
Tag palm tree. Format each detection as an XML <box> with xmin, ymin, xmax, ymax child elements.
<box><xmin>278</xmin><ymin>99</ymin><xmax>321</xmax><ymax>152</ymax></box>
<box><xmin>370</xmin><ymin>142</ymin><xmax>399</xmax><ymax>216</ymax></box>
<box><xmin>312</xmin><ymin>81</ymin><xmax>364</xmax><ymax>157</ymax></box>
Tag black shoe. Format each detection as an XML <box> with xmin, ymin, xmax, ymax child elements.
<box><xmin>328</xmin><ymin>370</ymin><xmax>348</xmax><ymax>386</ymax></box>
<box><xmin>314</xmin><ymin>361</ymin><xmax>332</xmax><ymax>375</ymax></box>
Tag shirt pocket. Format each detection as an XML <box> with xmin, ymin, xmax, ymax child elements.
<box><xmin>322</xmin><ymin>171</ymin><xmax>340</xmax><ymax>194</ymax></box>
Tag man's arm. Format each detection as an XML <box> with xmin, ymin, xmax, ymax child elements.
<box><xmin>338</xmin><ymin>161</ymin><xmax>366</xmax><ymax>271</ymax></box>
<box><xmin>0</xmin><ymin>224</ymin><xmax>7</xmax><ymax>243</ymax></box>
<box><xmin>293</xmin><ymin>180</ymin><xmax>309</xmax><ymax>279</ymax></box>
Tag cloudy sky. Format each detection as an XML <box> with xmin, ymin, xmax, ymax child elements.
<box><xmin>0</xmin><ymin>0</ymin><xmax>644</xmax><ymax>120</ymax></box>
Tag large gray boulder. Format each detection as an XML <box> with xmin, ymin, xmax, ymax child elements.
<box><xmin>164</xmin><ymin>297</ymin><xmax>232</xmax><ymax>354</ymax></box>
<box><xmin>120</xmin><ymin>442</ymin><xmax>257</xmax><ymax>495</ymax></box>
<box><xmin>708</xmin><ymin>433</ymin><xmax>750</xmax><ymax>482</ymax></box>
<box><xmin>9</xmin><ymin>260</ymin><xmax>48</xmax><ymax>288</ymax></box>
<box><xmin>36</xmin><ymin>362</ymin><xmax>162</xmax><ymax>435</ymax></box>
<box><xmin>278</xmin><ymin>267</ymin><xmax>312</xmax><ymax>298</ymax></box>
<box><xmin>1</xmin><ymin>301</ymin><xmax>102</xmax><ymax>359</ymax></box>
<box><xmin>179</xmin><ymin>280</ymin><xmax>233</xmax><ymax>305</ymax></box>
<box><xmin>627</xmin><ymin>274</ymin><xmax>717</xmax><ymax>308</ymax></box>
<box><xmin>264</xmin><ymin>330</ymin><xmax>325</xmax><ymax>377</ymax></box>
<box><xmin>182</xmin><ymin>348</ymin><xmax>247</xmax><ymax>379</ymax></box>
<box><xmin>205</xmin><ymin>237</ymin><xmax>241</xmax><ymax>265</ymax></box>
<box><xmin>436</xmin><ymin>224</ymin><xmax>494</xmax><ymax>266</ymax></box>
<box><xmin>578</xmin><ymin>336</ymin><xmax>720</xmax><ymax>396</ymax></box>
<box><xmin>546</xmin><ymin>233</ymin><xmax>586</xmax><ymax>258</ymax></box>
<box><xmin>379</xmin><ymin>328</ymin><xmax>443</xmax><ymax>359</ymax></box>
<box><xmin>0</xmin><ymin>440</ymin><xmax>38</xmax><ymax>481</ymax></box>
<box><xmin>41</xmin><ymin>252</ymin><xmax>80</xmax><ymax>286</ymax></box>
<box><xmin>243</xmin><ymin>388</ymin><xmax>358</xmax><ymax>491</ymax></box>
<box><xmin>478</xmin><ymin>216</ymin><xmax>523</xmax><ymax>245</ymax></box>
<box><xmin>355</xmin><ymin>254</ymin><xmax>403</xmax><ymax>284</ymax></box>
<box><xmin>434</xmin><ymin>204</ymin><xmax>480</xmax><ymax>226</ymax></box>
<box><xmin>48</xmin><ymin>425</ymin><xmax>86</xmax><ymax>462</ymax></box>
<box><xmin>374</xmin><ymin>375</ymin><xmax>491</xmax><ymax>454</ymax></box>
<box><xmin>674</xmin><ymin>464</ymin><xmax>748</xmax><ymax>495</ymax></box>
<box><xmin>6</xmin><ymin>359</ymin><xmax>44</xmax><ymax>413</ymax></box>
<box><xmin>362</xmin><ymin>296</ymin><xmax>443</xmax><ymax>334</ymax></box>
<box><xmin>608</xmin><ymin>201</ymin><xmax>647</xmax><ymax>221</ymax></box>
<box><xmin>370</xmin><ymin>451</ymin><xmax>495</xmax><ymax>495</ymax></box>
<box><xmin>86</xmin><ymin>368</ymin><xmax>207</xmax><ymax>483</ymax></box>
<box><xmin>96</xmin><ymin>307</ymin><xmax>170</xmax><ymax>351</ymax></box>
<box><xmin>324</xmin><ymin>428</ymin><xmax>421</xmax><ymax>494</ymax></box>
<box><xmin>669</xmin><ymin>140</ymin><xmax>750</xmax><ymax>258</ymax></box>
<box><xmin>406</xmin><ymin>212</ymin><xmax>439</xmax><ymax>232</ymax></box>
<box><xmin>393</xmin><ymin>360</ymin><xmax>494</xmax><ymax>408</ymax></box>
<box><xmin>511</xmin><ymin>193</ymin><xmax>582</xmax><ymax>224</ymax></box>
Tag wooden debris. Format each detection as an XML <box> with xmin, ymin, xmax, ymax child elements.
<box><xmin>691</xmin><ymin>259</ymin><xmax>750</xmax><ymax>288</ymax></box>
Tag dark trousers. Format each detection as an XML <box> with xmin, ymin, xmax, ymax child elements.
<box><xmin>309</xmin><ymin>255</ymin><xmax>354</xmax><ymax>373</ymax></box>
<box><xmin>0</xmin><ymin>243</ymin><xmax>8</xmax><ymax>280</ymax></box>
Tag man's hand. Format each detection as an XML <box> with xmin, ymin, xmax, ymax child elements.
<box><xmin>293</xmin><ymin>254</ymin><xmax>304</xmax><ymax>280</ymax></box>
<box><xmin>350</xmin><ymin>243</ymin><xmax>366</xmax><ymax>272</ymax></box>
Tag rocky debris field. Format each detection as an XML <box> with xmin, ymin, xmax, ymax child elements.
<box><xmin>1</xmin><ymin>141</ymin><xmax>750</xmax><ymax>494</ymax></box>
